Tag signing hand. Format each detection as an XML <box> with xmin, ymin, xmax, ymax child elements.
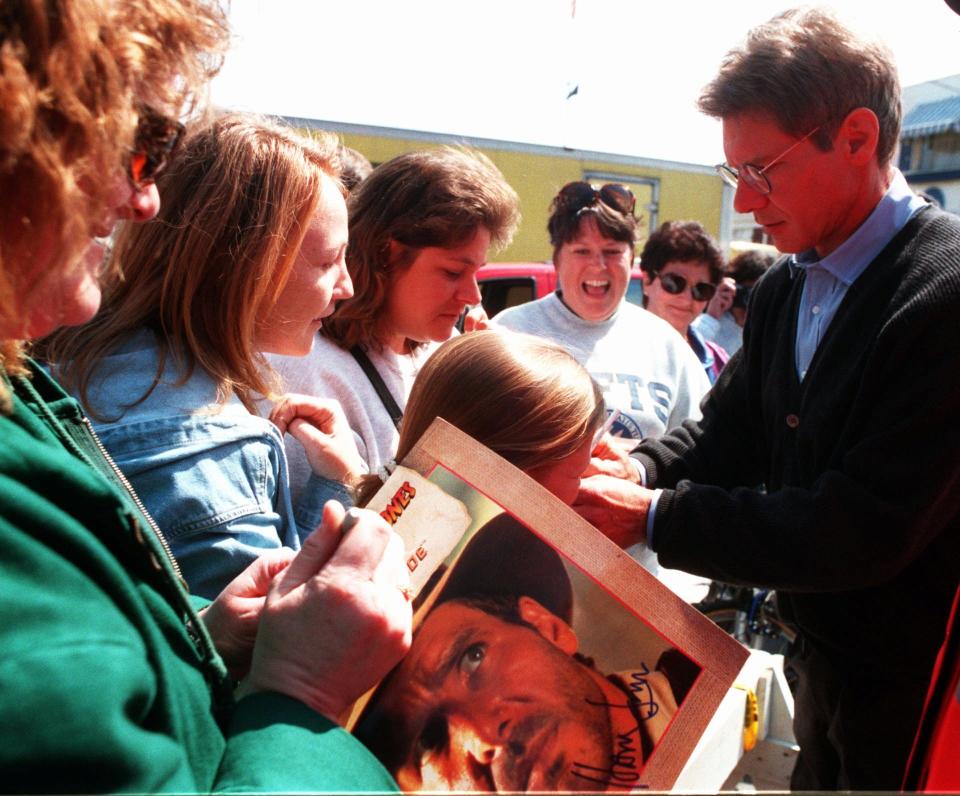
<box><xmin>241</xmin><ymin>501</ymin><xmax>413</xmax><ymax>722</ymax></box>
<box><xmin>201</xmin><ymin>547</ymin><xmax>296</xmax><ymax>680</ymax></box>
<box><xmin>270</xmin><ymin>393</ymin><xmax>364</xmax><ymax>482</ymax></box>
<box><xmin>573</xmin><ymin>474</ymin><xmax>653</xmax><ymax>550</ymax></box>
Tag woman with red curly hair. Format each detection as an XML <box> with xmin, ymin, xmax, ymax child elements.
<box><xmin>0</xmin><ymin>1</ymin><xmax>409</xmax><ymax>791</ymax></box>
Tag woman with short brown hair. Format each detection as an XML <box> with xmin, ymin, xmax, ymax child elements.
<box><xmin>640</xmin><ymin>220</ymin><xmax>729</xmax><ymax>383</ymax></box>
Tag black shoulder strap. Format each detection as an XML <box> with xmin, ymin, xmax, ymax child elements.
<box><xmin>350</xmin><ymin>345</ymin><xmax>403</xmax><ymax>430</ymax></box>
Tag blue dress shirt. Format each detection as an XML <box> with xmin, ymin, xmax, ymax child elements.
<box><xmin>793</xmin><ymin>170</ymin><xmax>928</xmax><ymax>380</ymax></box>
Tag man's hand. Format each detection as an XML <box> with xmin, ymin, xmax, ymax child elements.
<box><xmin>573</xmin><ymin>474</ymin><xmax>653</xmax><ymax>550</ymax></box>
<box><xmin>706</xmin><ymin>276</ymin><xmax>736</xmax><ymax>319</ymax></box>
<box><xmin>270</xmin><ymin>393</ymin><xmax>364</xmax><ymax>482</ymax></box>
<box><xmin>241</xmin><ymin>501</ymin><xmax>413</xmax><ymax>722</ymax></box>
<box><xmin>201</xmin><ymin>548</ymin><xmax>296</xmax><ymax>680</ymax></box>
<box><xmin>583</xmin><ymin>434</ymin><xmax>641</xmax><ymax>482</ymax></box>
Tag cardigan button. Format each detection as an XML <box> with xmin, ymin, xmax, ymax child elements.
<box><xmin>786</xmin><ymin>413</ymin><xmax>800</xmax><ymax>429</ymax></box>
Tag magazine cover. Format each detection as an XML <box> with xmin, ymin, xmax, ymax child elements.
<box><xmin>349</xmin><ymin>418</ymin><xmax>748</xmax><ymax>792</ymax></box>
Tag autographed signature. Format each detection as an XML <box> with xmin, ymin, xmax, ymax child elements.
<box><xmin>571</xmin><ymin>663</ymin><xmax>658</xmax><ymax>789</ymax></box>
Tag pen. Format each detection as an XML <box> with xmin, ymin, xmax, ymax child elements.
<box><xmin>592</xmin><ymin>409</ymin><xmax>621</xmax><ymax>449</ymax></box>
<box><xmin>339</xmin><ymin>507</ymin><xmax>362</xmax><ymax>534</ymax></box>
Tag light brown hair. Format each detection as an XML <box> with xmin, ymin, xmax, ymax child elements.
<box><xmin>355</xmin><ymin>330</ymin><xmax>605</xmax><ymax>506</ymax></box>
<box><xmin>322</xmin><ymin>147</ymin><xmax>521</xmax><ymax>352</ymax></box>
<box><xmin>46</xmin><ymin>112</ymin><xmax>341</xmax><ymax>416</ymax></box>
<box><xmin>698</xmin><ymin>7</ymin><xmax>901</xmax><ymax>166</ymax></box>
<box><xmin>0</xmin><ymin>0</ymin><xmax>227</xmax><ymax>383</ymax></box>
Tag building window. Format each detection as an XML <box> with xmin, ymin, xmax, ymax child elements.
<box><xmin>918</xmin><ymin>131</ymin><xmax>960</xmax><ymax>172</ymax></box>
<box><xmin>899</xmin><ymin>142</ymin><xmax>914</xmax><ymax>172</ymax></box>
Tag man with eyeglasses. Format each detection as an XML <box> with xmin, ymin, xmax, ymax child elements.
<box><xmin>575</xmin><ymin>7</ymin><xmax>960</xmax><ymax>791</ymax></box>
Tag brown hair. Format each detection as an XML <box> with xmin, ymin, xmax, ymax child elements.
<box><xmin>45</xmin><ymin>112</ymin><xmax>341</xmax><ymax>416</ymax></box>
<box><xmin>322</xmin><ymin>147</ymin><xmax>521</xmax><ymax>351</ymax></box>
<box><xmin>0</xmin><ymin>0</ymin><xmax>227</xmax><ymax>385</ymax></box>
<box><xmin>728</xmin><ymin>249</ymin><xmax>773</xmax><ymax>285</ymax></box>
<box><xmin>354</xmin><ymin>330</ymin><xmax>605</xmax><ymax>506</ymax></box>
<box><xmin>698</xmin><ymin>7</ymin><xmax>901</xmax><ymax>166</ymax></box>
<box><xmin>338</xmin><ymin>144</ymin><xmax>373</xmax><ymax>193</ymax></box>
<box><xmin>547</xmin><ymin>189</ymin><xmax>639</xmax><ymax>264</ymax></box>
<box><xmin>639</xmin><ymin>220</ymin><xmax>725</xmax><ymax>284</ymax></box>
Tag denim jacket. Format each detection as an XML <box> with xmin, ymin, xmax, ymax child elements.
<box><xmin>75</xmin><ymin>329</ymin><xmax>350</xmax><ymax>599</ymax></box>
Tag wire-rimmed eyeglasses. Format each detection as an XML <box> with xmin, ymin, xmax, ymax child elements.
<box><xmin>715</xmin><ymin>127</ymin><xmax>821</xmax><ymax>196</ymax></box>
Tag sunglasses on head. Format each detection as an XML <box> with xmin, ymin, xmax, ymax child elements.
<box><xmin>656</xmin><ymin>271</ymin><xmax>717</xmax><ymax>302</ymax></box>
<box><xmin>127</xmin><ymin>105</ymin><xmax>185</xmax><ymax>189</ymax></box>
<box><xmin>556</xmin><ymin>181</ymin><xmax>636</xmax><ymax>216</ymax></box>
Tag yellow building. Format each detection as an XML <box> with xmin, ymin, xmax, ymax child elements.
<box><xmin>285</xmin><ymin>117</ymin><xmax>732</xmax><ymax>262</ymax></box>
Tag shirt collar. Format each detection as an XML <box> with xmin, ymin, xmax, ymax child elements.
<box><xmin>790</xmin><ymin>169</ymin><xmax>928</xmax><ymax>284</ymax></box>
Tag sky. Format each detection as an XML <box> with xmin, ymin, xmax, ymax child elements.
<box><xmin>210</xmin><ymin>1</ymin><xmax>960</xmax><ymax>167</ymax></box>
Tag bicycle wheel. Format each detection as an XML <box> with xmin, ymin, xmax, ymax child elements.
<box><xmin>701</xmin><ymin>602</ymin><xmax>752</xmax><ymax>645</ymax></box>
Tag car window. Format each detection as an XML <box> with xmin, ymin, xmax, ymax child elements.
<box><xmin>480</xmin><ymin>278</ymin><xmax>536</xmax><ymax>317</ymax></box>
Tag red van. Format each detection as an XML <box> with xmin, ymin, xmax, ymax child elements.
<box><xmin>477</xmin><ymin>262</ymin><xmax>645</xmax><ymax>317</ymax></box>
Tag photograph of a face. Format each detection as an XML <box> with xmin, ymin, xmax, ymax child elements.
<box><xmin>350</xmin><ymin>419</ymin><xmax>747</xmax><ymax>792</ymax></box>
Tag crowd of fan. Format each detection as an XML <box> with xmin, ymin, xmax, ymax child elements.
<box><xmin>1</xmin><ymin>0</ymin><xmax>957</xmax><ymax>792</ymax></box>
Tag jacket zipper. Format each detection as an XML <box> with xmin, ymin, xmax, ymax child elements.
<box><xmin>81</xmin><ymin>419</ymin><xmax>232</xmax><ymax>707</ymax></box>
<box><xmin>80</xmin><ymin>420</ymin><xmax>239</xmax><ymax>707</ymax></box>
<box><xmin>14</xmin><ymin>370</ymin><xmax>229</xmax><ymax>692</ymax></box>
<box><xmin>82</xmin><ymin>416</ymin><xmax>187</xmax><ymax>589</ymax></box>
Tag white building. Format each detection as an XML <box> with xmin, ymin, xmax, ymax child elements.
<box><xmin>899</xmin><ymin>74</ymin><xmax>960</xmax><ymax>215</ymax></box>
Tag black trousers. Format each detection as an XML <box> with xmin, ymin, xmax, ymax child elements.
<box><xmin>789</xmin><ymin>640</ymin><xmax>929</xmax><ymax>790</ymax></box>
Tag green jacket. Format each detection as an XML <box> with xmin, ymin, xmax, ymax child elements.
<box><xmin>0</xmin><ymin>361</ymin><xmax>398</xmax><ymax>793</ymax></box>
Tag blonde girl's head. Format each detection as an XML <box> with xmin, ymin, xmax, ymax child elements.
<box><xmin>355</xmin><ymin>330</ymin><xmax>605</xmax><ymax>506</ymax></box>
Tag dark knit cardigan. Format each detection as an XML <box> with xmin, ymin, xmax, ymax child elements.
<box><xmin>636</xmin><ymin>205</ymin><xmax>960</xmax><ymax>677</ymax></box>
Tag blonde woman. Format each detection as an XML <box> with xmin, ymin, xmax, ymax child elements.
<box><xmin>270</xmin><ymin>147</ymin><xmax>521</xmax><ymax>500</ymax></box>
<box><xmin>46</xmin><ymin>112</ymin><xmax>366</xmax><ymax>599</ymax></box>
<box><xmin>354</xmin><ymin>330</ymin><xmax>606</xmax><ymax>508</ymax></box>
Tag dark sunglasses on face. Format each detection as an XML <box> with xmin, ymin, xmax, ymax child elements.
<box><xmin>127</xmin><ymin>105</ymin><xmax>185</xmax><ymax>189</ymax></box>
<box><xmin>656</xmin><ymin>271</ymin><xmax>717</xmax><ymax>301</ymax></box>
<box><xmin>556</xmin><ymin>181</ymin><xmax>637</xmax><ymax>216</ymax></box>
